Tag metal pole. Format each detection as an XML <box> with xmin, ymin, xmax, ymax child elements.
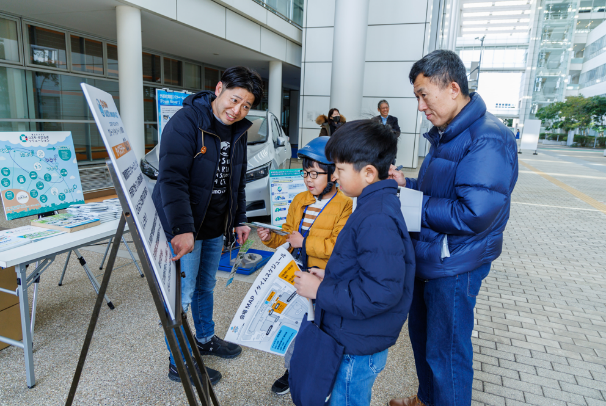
<box><xmin>65</xmin><ymin>215</ymin><xmax>126</xmax><ymax>405</ymax></box>
<box><xmin>16</xmin><ymin>263</ymin><xmax>35</xmax><ymax>388</ymax></box>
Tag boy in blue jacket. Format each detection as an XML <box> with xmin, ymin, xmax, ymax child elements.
<box><xmin>294</xmin><ymin>120</ymin><xmax>416</xmax><ymax>406</ymax></box>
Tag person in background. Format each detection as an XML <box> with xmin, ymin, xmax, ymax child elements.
<box><xmin>294</xmin><ymin>120</ymin><xmax>415</xmax><ymax>406</ymax></box>
<box><xmin>257</xmin><ymin>136</ymin><xmax>352</xmax><ymax>396</ymax></box>
<box><xmin>388</xmin><ymin>50</ymin><xmax>518</xmax><ymax>406</ymax></box>
<box><xmin>152</xmin><ymin>66</ymin><xmax>264</xmax><ymax>386</ymax></box>
<box><xmin>372</xmin><ymin>99</ymin><xmax>400</xmax><ymax>135</ymax></box>
<box><xmin>316</xmin><ymin>108</ymin><xmax>346</xmax><ymax>136</ymax></box>
<box><xmin>516</xmin><ymin>129</ymin><xmax>520</xmax><ymax>139</ymax></box>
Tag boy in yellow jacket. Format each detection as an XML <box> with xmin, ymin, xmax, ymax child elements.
<box><xmin>257</xmin><ymin>136</ymin><xmax>352</xmax><ymax>395</ymax></box>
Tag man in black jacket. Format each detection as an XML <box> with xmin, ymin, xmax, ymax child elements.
<box><xmin>372</xmin><ymin>99</ymin><xmax>401</xmax><ymax>135</ymax></box>
<box><xmin>152</xmin><ymin>66</ymin><xmax>263</xmax><ymax>385</ymax></box>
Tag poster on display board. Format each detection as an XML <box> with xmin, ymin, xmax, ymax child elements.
<box><xmin>520</xmin><ymin>119</ymin><xmax>541</xmax><ymax>152</ymax></box>
<box><xmin>81</xmin><ymin>83</ymin><xmax>178</xmax><ymax>321</ymax></box>
<box><xmin>156</xmin><ymin>89</ymin><xmax>192</xmax><ymax>141</ymax></box>
<box><xmin>225</xmin><ymin>247</ymin><xmax>312</xmax><ymax>356</ymax></box>
<box><xmin>0</xmin><ymin>132</ymin><xmax>85</xmax><ymax>220</ymax></box>
<box><xmin>269</xmin><ymin>169</ymin><xmax>307</xmax><ymax>227</ymax></box>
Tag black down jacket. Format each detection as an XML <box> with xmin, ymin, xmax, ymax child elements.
<box><xmin>152</xmin><ymin>90</ymin><xmax>251</xmax><ymax>241</ymax></box>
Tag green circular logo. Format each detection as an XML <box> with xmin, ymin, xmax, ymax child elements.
<box><xmin>40</xmin><ymin>194</ymin><xmax>47</xmax><ymax>203</ymax></box>
<box><xmin>58</xmin><ymin>193</ymin><xmax>66</xmax><ymax>201</ymax></box>
<box><xmin>17</xmin><ymin>175</ymin><xmax>26</xmax><ymax>184</ymax></box>
<box><xmin>19</xmin><ymin>134</ymin><xmax>28</xmax><ymax>142</ymax></box>
<box><xmin>1</xmin><ymin>178</ymin><xmax>9</xmax><ymax>187</ymax></box>
<box><xmin>29</xmin><ymin>171</ymin><xmax>37</xmax><ymax>180</ymax></box>
<box><xmin>1</xmin><ymin>168</ymin><xmax>9</xmax><ymax>176</ymax></box>
<box><xmin>5</xmin><ymin>191</ymin><xmax>14</xmax><ymax>200</ymax></box>
<box><xmin>36</xmin><ymin>181</ymin><xmax>44</xmax><ymax>190</ymax></box>
<box><xmin>44</xmin><ymin>173</ymin><xmax>52</xmax><ymax>182</ymax></box>
<box><xmin>30</xmin><ymin>190</ymin><xmax>38</xmax><ymax>198</ymax></box>
<box><xmin>58</xmin><ymin>147</ymin><xmax>71</xmax><ymax>161</ymax></box>
<box><xmin>60</xmin><ymin>169</ymin><xmax>68</xmax><ymax>177</ymax></box>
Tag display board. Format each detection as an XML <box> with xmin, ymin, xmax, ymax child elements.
<box><xmin>0</xmin><ymin>132</ymin><xmax>85</xmax><ymax>220</ymax></box>
<box><xmin>81</xmin><ymin>83</ymin><xmax>178</xmax><ymax>320</ymax></box>
<box><xmin>156</xmin><ymin>89</ymin><xmax>191</xmax><ymax>141</ymax></box>
<box><xmin>225</xmin><ymin>247</ymin><xmax>310</xmax><ymax>356</ymax></box>
<box><xmin>269</xmin><ymin>169</ymin><xmax>307</xmax><ymax>226</ymax></box>
<box><xmin>520</xmin><ymin>119</ymin><xmax>541</xmax><ymax>152</ymax></box>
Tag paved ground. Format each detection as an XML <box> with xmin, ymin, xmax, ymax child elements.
<box><xmin>0</xmin><ymin>146</ymin><xmax>605</xmax><ymax>405</ymax></box>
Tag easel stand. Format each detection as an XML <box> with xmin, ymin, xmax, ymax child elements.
<box><xmin>65</xmin><ymin>161</ymin><xmax>219</xmax><ymax>406</ymax></box>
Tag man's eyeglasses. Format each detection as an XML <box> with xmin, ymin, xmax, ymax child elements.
<box><xmin>300</xmin><ymin>170</ymin><xmax>328</xmax><ymax>179</ymax></box>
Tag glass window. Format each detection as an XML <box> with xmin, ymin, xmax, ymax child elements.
<box><xmin>70</xmin><ymin>35</ymin><xmax>104</xmax><ymax>75</ymax></box>
<box><xmin>184</xmin><ymin>62</ymin><xmax>201</xmax><ymax>89</ymax></box>
<box><xmin>143</xmin><ymin>86</ymin><xmax>157</xmax><ymax>123</ymax></box>
<box><xmin>28</xmin><ymin>25</ymin><xmax>67</xmax><ymax>69</ymax></box>
<box><xmin>107</xmin><ymin>44</ymin><xmax>118</xmax><ymax>77</ymax></box>
<box><xmin>0</xmin><ymin>67</ymin><xmax>28</xmax><ymax>120</ymax></box>
<box><xmin>142</xmin><ymin>52</ymin><xmax>161</xmax><ymax>83</ymax></box>
<box><xmin>247</xmin><ymin>115</ymin><xmax>267</xmax><ymax>144</ymax></box>
<box><xmin>271</xmin><ymin>117</ymin><xmax>280</xmax><ymax>145</ymax></box>
<box><xmin>164</xmin><ymin>57</ymin><xmax>182</xmax><ymax>86</ymax></box>
<box><xmin>204</xmin><ymin>67</ymin><xmax>219</xmax><ymax>90</ymax></box>
<box><xmin>0</xmin><ymin>17</ymin><xmax>19</xmax><ymax>62</ymax></box>
<box><xmin>144</xmin><ymin>124</ymin><xmax>158</xmax><ymax>153</ymax></box>
<box><xmin>594</xmin><ymin>0</ymin><xmax>606</xmax><ymax>12</ymax></box>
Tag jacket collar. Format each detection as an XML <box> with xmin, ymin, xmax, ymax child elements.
<box><xmin>184</xmin><ymin>90</ymin><xmax>252</xmax><ymax>138</ymax></box>
<box><xmin>423</xmin><ymin>92</ymin><xmax>486</xmax><ymax>147</ymax></box>
<box><xmin>356</xmin><ymin>179</ymin><xmax>398</xmax><ymax>207</ymax></box>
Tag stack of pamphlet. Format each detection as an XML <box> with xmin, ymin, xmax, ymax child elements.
<box><xmin>32</xmin><ymin>213</ymin><xmax>100</xmax><ymax>233</ymax></box>
<box><xmin>0</xmin><ymin>226</ymin><xmax>66</xmax><ymax>252</ymax></box>
<box><xmin>66</xmin><ymin>201</ymin><xmax>121</xmax><ymax>223</ymax></box>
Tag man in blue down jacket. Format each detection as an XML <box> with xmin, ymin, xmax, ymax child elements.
<box><xmin>389</xmin><ymin>51</ymin><xmax>518</xmax><ymax>406</ymax></box>
<box><xmin>152</xmin><ymin>66</ymin><xmax>263</xmax><ymax>385</ymax></box>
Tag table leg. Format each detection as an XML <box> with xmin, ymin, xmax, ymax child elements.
<box><xmin>58</xmin><ymin>250</ymin><xmax>72</xmax><ymax>286</ymax></box>
<box><xmin>16</xmin><ymin>263</ymin><xmax>35</xmax><ymax>388</ymax></box>
<box><xmin>121</xmin><ymin>236</ymin><xmax>144</xmax><ymax>278</ymax></box>
<box><xmin>99</xmin><ymin>237</ymin><xmax>112</xmax><ymax>270</ymax></box>
<box><xmin>73</xmin><ymin>249</ymin><xmax>114</xmax><ymax>310</ymax></box>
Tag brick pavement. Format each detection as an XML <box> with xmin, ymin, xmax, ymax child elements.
<box><xmin>471</xmin><ymin>146</ymin><xmax>606</xmax><ymax>406</ymax></box>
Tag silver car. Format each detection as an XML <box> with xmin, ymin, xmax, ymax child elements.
<box><xmin>140</xmin><ymin>110</ymin><xmax>291</xmax><ymax>218</ymax></box>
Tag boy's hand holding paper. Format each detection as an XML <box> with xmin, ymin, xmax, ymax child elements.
<box><xmin>294</xmin><ymin>270</ymin><xmax>322</xmax><ymax>299</ymax></box>
<box><xmin>286</xmin><ymin>231</ymin><xmax>304</xmax><ymax>248</ymax></box>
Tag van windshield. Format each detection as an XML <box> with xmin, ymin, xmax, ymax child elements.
<box><xmin>247</xmin><ymin>115</ymin><xmax>268</xmax><ymax>145</ymax></box>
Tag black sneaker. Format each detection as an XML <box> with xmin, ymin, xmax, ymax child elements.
<box><xmin>167</xmin><ymin>361</ymin><xmax>222</xmax><ymax>386</ymax></box>
<box><xmin>196</xmin><ymin>335</ymin><xmax>242</xmax><ymax>359</ymax></box>
<box><xmin>271</xmin><ymin>370</ymin><xmax>290</xmax><ymax>395</ymax></box>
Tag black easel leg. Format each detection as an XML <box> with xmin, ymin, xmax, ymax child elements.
<box><xmin>175</xmin><ymin>325</ymin><xmax>208</xmax><ymax>405</ymax></box>
<box><xmin>164</xmin><ymin>324</ymin><xmax>200</xmax><ymax>405</ymax></box>
<box><xmin>183</xmin><ymin>314</ymin><xmax>219</xmax><ymax>405</ymax></box>
<box><xmin>65</xmin><ymin>215</ymin><xmax>126</xmax><ymax>406</ymax></box>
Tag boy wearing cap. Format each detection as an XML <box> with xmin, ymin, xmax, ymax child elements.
<box><xmin>257</xmin><ymin>136</ymin><xmax>353</xmax><ymax>395</ymax></box>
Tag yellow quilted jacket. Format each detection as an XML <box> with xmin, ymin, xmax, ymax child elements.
<box><xmin>262</xmin><ymin>189</ymin><xmax>352</xmax><ymax>269</ymax></box>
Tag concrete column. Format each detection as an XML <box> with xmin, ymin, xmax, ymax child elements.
<box><xmin>329</xmin><ymin>0</ymin><xmax>371</xmax><ymax>120</ymax></box>
<box><xmin>116</xmin><ymin>6</ymin><xmax>145</xmax><ymax>160</ymax></box>
<box><xmin>268</xmin><ymin>60</ymin><xmax>283</xmax><ymax>123</ymax></box>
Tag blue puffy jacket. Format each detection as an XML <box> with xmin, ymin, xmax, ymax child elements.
<box><xmin>152</xmin><ymin>91</ymin><xmax>251</xmax><ymax>241</ymax></box>
<box><xmin>406</xmin><ymin>93</ymin><xmax>518</xmax><ymax>280</ymax></box>
<box><xmin>315</xmin><ymin>180</ymin><xmax>416</xmax><ymax>355</ymax></box>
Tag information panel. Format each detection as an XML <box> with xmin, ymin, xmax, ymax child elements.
<box><xmin>156</xmin><ymin>89</ymin><xmax>190</xmax><ymax>141</ymax></box>
<box><xmin>520</xmin><ymin>119</ymin><xmax>541</xmax><ymax>152</ymax></box>
<box><xmin>269</xmin><ymin>169</ymin><xmax>307</xmax><ymax>227</ymax></box>
<box><xmin>81</xmin><ymin>83</ymin><xmax>178</xmax><ymax>320</ymax></box>
<box><xmin>0</xmin><ymin>132</ymin><xmax>84</xmax><ymax>220</ymax></box>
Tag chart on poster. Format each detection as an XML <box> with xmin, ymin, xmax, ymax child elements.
<box><xmin>156</xmin><ymin>89</ymin><xmax>191</xmax><ymax>141</ymax></box>
<box><xmin>0</xmin><ymin>132</ymin><xmax>85</xmax><ymax>220</ymax></box>
<box><xmin>81</xmin><ymin>83</ymin><xmax>178</xmax><ymax>320</ymax></box>
<box><xmin>269</xmin><ymin>169</ymin><xmax>307</xmax><ymax>227</ymax></box>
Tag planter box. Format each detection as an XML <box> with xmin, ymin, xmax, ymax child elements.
<box><xmin>541</xmin><ymin>140</ymin><xmax>566</xmax><ymax>145</ymax></box>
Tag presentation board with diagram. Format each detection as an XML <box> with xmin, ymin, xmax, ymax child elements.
<box><xmin>81</xmin><ymin>83</ymin><xmax>178</xmax><ymax>321</ymax></box>
<box><xmin>225</xmin><ymin>247</ymin><xmax>310</xmax><ymax>356</ymax></box>
<box><xmin>0</xmin><ymin>132</ymin><xmax>85</xmax><ymax>220</ymax></box>
<box><xmin>269</xmin><ymin>169</ymin><xmax>307</xmax><ymax>226</ymax></box>
<box><xmin>156</xmin><ymin>89</ymin><xmax>191</xmax><ymax>141</ymax></box>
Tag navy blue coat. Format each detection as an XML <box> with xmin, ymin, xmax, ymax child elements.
<box><xmin>315</xmin><ymin>180</ymin><xmax>416</xmax><ymax>355</ymax></box>
<box><xmin>406</xmin><ymin>93</ymin><xmax>518</xmax><ymax>280</ymax></box>
<box><xmin>152</xmin><ymin>91</ymin><xmax>250</xmax><ymax>241</ymax></box>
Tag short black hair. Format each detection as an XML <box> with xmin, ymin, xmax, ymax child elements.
<box><xmin>377</xmin><ymin>100</ymin><xmax>389</xmax><ymax>109</ymax></box>
<box><xmin>220</xmin><ymin>66</ymin><xmax>264</xmax><ymax>106</ymax></box>
<box><xmin>302</xmin><ymin>157</ymin><xmax>335</xmax><ymax>201</ymax></box>
<box><xmin>409</xmin><ymin>50</ymin><xmax>469</xmax><ymax>97</ymax></box>
<box><xmin>325</xmin><ymin>120</ymin><xmax>397</xmax><ymax>180</ymax></box>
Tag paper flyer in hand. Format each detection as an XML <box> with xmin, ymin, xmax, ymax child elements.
<box><xmin>225</xmin><ymin>247</ymin><xmax>311</xmax><ymax>356</ymax></box>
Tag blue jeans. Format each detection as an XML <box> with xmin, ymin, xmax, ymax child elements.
<box><xmin>165</xmin><ymin>236</ymin><xmax>223</xmax><ymax>366</ymax></box>
<box><xmin>329</xmin><ymin>349</ymin><xmax>388</xmax><ymax>406</ymax></box>
<box><xmin>408</xmin><ymin>263</ymin><xmax>491</xmax><ymax>406</ymax></box>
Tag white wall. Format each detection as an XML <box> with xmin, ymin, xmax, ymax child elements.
<box><xmin>298</xmin><ymin>0</ymin><xmax>432</xmax><ymax>168</ymax></box>
<box><xmin>122</xmin><ymin>0</ymin><xmax>302</xmax><ymax>67</ymax></box>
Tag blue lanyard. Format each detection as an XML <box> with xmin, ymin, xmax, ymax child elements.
<box><xmin>298</xmin><ymin>192</ymin><xmax>337</xmax><ymax>238</ymax></box>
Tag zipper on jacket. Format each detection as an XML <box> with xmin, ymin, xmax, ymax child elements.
<box><xmin>194</xmin><ymin>128</ymin><xmax>220</xmax><ymax>240</ymax></box>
